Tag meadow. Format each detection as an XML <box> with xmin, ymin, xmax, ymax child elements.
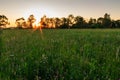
<box><xmin>0</xmin><ymin>29</ymin><xmax>120</xmax><ymax>80</ymax></box>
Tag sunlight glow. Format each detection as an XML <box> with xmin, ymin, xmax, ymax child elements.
<box><xmin>32</xmin><ymin>21</ymin><xmax>40</xmax><ymax>28</ymax></box>
<box><xmin>24</xmin><ymin>8</ymin><xmax>56</xmax><ymax>21</ymax></box>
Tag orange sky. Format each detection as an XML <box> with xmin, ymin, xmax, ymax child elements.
<box><xmin>0</xmin><ymin>0</ymin><xmax>120</xmax><ymax>27</ymax></box>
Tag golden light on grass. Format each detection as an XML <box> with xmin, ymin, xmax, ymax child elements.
<box><xmin>32</xmin><ymin>21</ymin><xmax>44</xmax><ymax>39</ymax></box>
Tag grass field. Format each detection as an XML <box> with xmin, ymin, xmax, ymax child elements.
<box><xmin>0</xmin><ymin>29</ymin><xmax>120</xmax><ymax>80</ymax></box>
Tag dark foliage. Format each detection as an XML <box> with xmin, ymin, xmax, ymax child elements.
<box><xmin>1</xmin><ymin>13</ymin><xmax>120</xmax><ymax>29</ymax></box>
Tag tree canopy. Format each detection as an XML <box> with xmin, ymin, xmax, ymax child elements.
<box><xmin>1</xmin><ymin>13</ymin><xmax>120</xmax><ymax>29</ymax></box>
<box><xmin>0</xmin><ymin>15</ymin><xmax>9</xmax><ymax>28</ymax></box>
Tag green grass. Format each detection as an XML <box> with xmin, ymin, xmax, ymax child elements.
<box><xmin>0</xmin><ymin>29</ymin><xmax>120</xmax><ymax>80</ymax></box>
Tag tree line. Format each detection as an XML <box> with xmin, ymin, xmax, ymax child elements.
<box><xmin>0</xmin><ymin>13</ymin><xmax>120</xmax><ymax>29</ymax></box>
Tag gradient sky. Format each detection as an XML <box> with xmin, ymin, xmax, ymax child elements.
<box><xmin>0</xmin><ymin>0</ymin><xmax>120</xmax><ymax>27</ymax></box>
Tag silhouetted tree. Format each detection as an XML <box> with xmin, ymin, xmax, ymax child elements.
<box><xmin>52</xmin><ymin>18</ymin><xmax>57</xmax><ymax>28</ymax></box>
<box><xmin>104</xmin><ymin>13</ymin><xmax>111</xmax><ymax>20</ymax></box>
<box><xmin>96</xmin><ymin>13</ymin><xmax>111</xmax><ymax>28</ymax></box>
<box><xmin>68</xmin><ymin>14</ymin><xmax>75</xmax><ymax>28</ymax></box>
<box><xmin>74</xmin><ymin>16</ymin><xmax>85</xmax><ymax>28</ymax></box>
<box><xmin>54</xmin><ymin>17</ymin><xmax>61</xmax><ymax>28</ymax></box>
<box><xmin>27</xmin><ymin>14</ymin><xmax>36</xmax><ymax>28</ymax></box>
<box><xmin>88</xmin><ymin>18</ymin><xmax>97</xmax><ymax>28</ymax></box>
<box><xmin>111</xmin><ymin>20</ymin><xmax>120</xmax><ymax>28</ymax></box>
<box><xmin>116</xmin><ymin>20</ymin><xmax>120</xmax><ymax>28</ymax></box>
<box><xmin>46</xmin><ymin>18</ymin><xmax>55</xmax><ymax>28</ymax></box>
<box><xmin>13</xmin><ymin>13</ymin><xmax>120</xmax><ymax>29</ymax></box>
<box><xmin>60</xmin><ymin>17</ymin><xmax>68</xmax><ymax>28</ymax></box>
<box><xmin>0</xmin><ymin>15</ymin><xmax>9</xmax><ymax>28</ymax></box>
<box><xmin>97</xmin><ymin>17</ymin><xmax>104</xmax><ymax>28</ymax></box>
<box><xmin>102</xmin><ymin>13</ymin><xmax>111</xmax><ymax>28</ymax></box>
<box><xmin>15</xmin><ymin>17</ymin><xmax>26</xmax><ymax>29</ymax></box>
<box><xmin>39</xmin><ymin>15</ymin><xmax>46</xmax><ymax>28</ymax></box>
<box><xmin>89</xmin><ymin>18</ymin><xmax>96</xmax><ymax>24</ymax></box>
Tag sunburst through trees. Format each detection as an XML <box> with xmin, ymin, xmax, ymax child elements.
<box><xmin>1</xmin><ymin>13</ymin><xmax>120</xmax><ymax>29</ymax></box>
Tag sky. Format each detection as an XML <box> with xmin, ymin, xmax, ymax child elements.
<box><xmin>0</xmin><ymin>0</ymin><xmax>120</xmax><ymax>27</ymax></box>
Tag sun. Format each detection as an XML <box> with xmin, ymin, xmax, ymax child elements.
<box><xmin>23</xmin><ymin>8</ymin><xmax>57</xmax><ymax>29</ymax></box>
